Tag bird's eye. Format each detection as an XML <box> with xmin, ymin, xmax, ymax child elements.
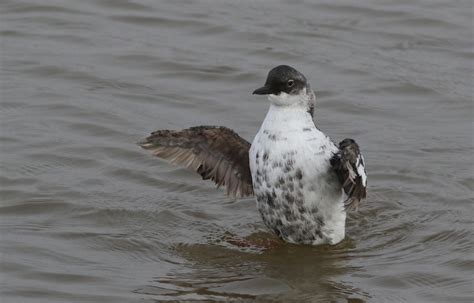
<box><xmin>287</xmin><ymin>79</ymin><xmax>294</xmax><ymax>87</ymax></box>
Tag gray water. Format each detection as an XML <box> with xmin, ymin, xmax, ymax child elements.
<box><xmin>1</xmin><ymin>0</ymin><xmax>473</xmax><ymax>302</ymax></box>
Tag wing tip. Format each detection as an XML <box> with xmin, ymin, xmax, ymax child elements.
<box><xmin>137</xmin><ymin>138</ymin><xmax>153</xmax><ymax>149</ymax></box>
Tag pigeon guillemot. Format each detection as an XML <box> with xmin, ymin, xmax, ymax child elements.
<box><xmin>139</xmin><ymin>65</ymin><xmax>367</xmax><ymax>245</ymax></box>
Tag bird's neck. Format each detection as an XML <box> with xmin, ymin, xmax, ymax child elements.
<box><xmin>261</xmin><ymin>104</ymin><xmax>315</xmax><ymax>133</ymax></box>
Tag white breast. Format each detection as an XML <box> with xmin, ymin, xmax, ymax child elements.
<box><xmin>249</xmin><ymin>104</ymin><xmax>346</xmax><ymax>245</ymax></box>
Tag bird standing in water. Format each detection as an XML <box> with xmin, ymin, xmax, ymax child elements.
<box><xmin>139</xmin><ymin>65</ymin><xmax>367</xmax><ymax>245</ymax></box>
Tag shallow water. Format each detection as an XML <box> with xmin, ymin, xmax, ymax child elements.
<box><xmin>1</xmin><ymin>0</ymin><xmax>472</xmax><ymax>302</ymax></box>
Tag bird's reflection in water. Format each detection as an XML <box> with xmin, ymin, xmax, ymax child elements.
<box><xmin>134</xmin><ymin>233</ymin><xmax>371</xmax><ymax>302</ymax></box>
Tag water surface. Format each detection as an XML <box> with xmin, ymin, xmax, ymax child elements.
<box><xmin>1</xmin><ymin>0</ymin><xmax>473</xmax><ymax>302</ymax></box>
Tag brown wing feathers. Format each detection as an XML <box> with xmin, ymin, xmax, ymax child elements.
<box><xmin>330</xmin><ymin>138</ymin><xmax>367</xmax><ymax>210</ymax></box>
<box><xmin>139</xmin><ymin>126</ymin><xmax>254</xmax><ymax>197</ymax></box>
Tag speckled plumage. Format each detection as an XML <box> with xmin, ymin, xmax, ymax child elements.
<box><xmin>139</xmin><ymin>65</ymin><xmax>367</xmax><ymax>246</ymax></box>
<box><xmin>249</xmin><ymin>98</ymin><xmax>345</xmax><ymax>245</ymax></box>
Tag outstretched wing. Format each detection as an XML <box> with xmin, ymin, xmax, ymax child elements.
<box><xmin>330</xmin><ymin>138</ymin><xmax>367</xmax><ymax>210</ymax></box>
<box><xmin>138</xmin><ymin>126</ymin><xmax>254</xmax><ymax>197</ymax></box>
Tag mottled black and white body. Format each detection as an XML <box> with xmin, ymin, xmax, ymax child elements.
<box><xmin>139</xmin><ymin>65</ymin><xmax>367</xmax><ymax>246</ymax></box>
<box><xmin>250</xmin><ymin>101</ymin><xmax>345</xmax><ymax>244</ymax></box>
<box><xmin>250</xmin><ymin>66</ymin><xmax>348</xmax><ymax>244</ymax></box>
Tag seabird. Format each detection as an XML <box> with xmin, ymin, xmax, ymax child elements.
<box><xmin>139</xmin><ymin>65</ymin><xmax>367</xmax><ymax>245</ymax></box>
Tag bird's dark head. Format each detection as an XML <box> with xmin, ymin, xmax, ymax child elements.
<box><xmin>253</xmin><ymin>65</ymin><xmax>311</xmax><ymax>107</ymax></box>
<box><xmin>253</xmin><ymin>65</ymin><xmax>308</xmax><ymax>96</ymax></box>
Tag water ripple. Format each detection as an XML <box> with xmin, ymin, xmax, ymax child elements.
<box><xmin>1</xmin><ymin>0</ymin><xmax>472</xmax><ymax>302</ymax></box>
